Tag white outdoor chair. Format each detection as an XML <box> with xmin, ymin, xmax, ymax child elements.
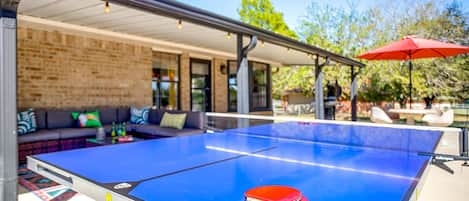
<box><xmin>370</xmin><ymin>107</ymin><xmax>393</xmax><ymax>124</ymax></box>
<box><xmin>422</xmin><ymin>109</ymin><xmax>454</xmax><ymax>127</ymax></box>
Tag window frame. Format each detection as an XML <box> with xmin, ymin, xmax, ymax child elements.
<box><xmin>152</xmin><ymin>53</ymin><xmax>181</xmax><ymax>110</ymax></box>
<box><xmin>190</xmin><ymin>58</ymin><xmax>212</xmax><ymax>112</ymax></box>
<box><xmin>227</xmin><ymin>60</ymin><xmax>272</xmax><ymax>112</ymax></box>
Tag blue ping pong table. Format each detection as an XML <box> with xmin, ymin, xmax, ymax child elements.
<box><xmin>27</xmin><ymin>122</ymin><xmax>442</xmax><ymax>201</ymax></box>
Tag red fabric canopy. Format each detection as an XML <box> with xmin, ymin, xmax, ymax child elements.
<box><xmin>357</xmin><ymin>35</ymin><xmax>469</xmax><ymax>60</ymax></box>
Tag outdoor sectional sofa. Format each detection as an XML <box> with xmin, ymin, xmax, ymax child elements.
<box><xmin>18</xmin><ymin>107</ymin><xmax>205</xmax><ymax>163</ymax></box>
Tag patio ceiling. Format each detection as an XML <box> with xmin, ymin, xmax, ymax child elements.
<box><xmin>17</xmin><ymin>0</ymin><xmax>364</xmax><ymax>67</ymax></box>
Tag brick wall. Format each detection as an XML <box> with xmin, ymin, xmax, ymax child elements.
<box><xmin>17</xmin><ymin>25</ymin><xmax>269</xmax><ymax>113</ymax></box>
<box><xmin>17</xmin><ymin>26</ymin><xmax>153</xmax><ymax>109</ymax></box>
<box><xmin>179</xmin><ymin>53</ymin><xmax>191</xmax><ymax>111</ymax></box>
<box><xmin>212</xmin><ymin>58</ymin><xmax>228</xmax><ymax>112</ymax></box>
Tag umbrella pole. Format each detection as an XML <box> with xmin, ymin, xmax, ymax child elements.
<box><xmin>409</xmin><ymin>60</ymin><xmax>413</xmax><ymax>109</ymax></box>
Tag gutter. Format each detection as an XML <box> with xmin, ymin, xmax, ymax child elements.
<box><xmin>110</xmin><ymin>0</ymin><xmax>365</xmax><ymax>68</ymax></box>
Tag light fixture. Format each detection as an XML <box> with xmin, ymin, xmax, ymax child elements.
<box><xmin>287</xmin><ymin>47</ymin><xmax>291</xmax><ymax>52</ymax></box>
<box><xmin>177</xmin><ymin>19</ymin><xmax>183</xmax><ymax>29</ymax></box>
<box><xmin>104</xmin><ymin>0</ymin><xmax>110</xmax><ymax>14</ymax></box>
<box><xmin>261</xmin><ymin>40</ymin><xmax>265</xmax><ymax>47</ymax></box>
<box><xmin>226</xmin><ymin>32</ymin><xmax>231</xmax><ymax>39</ymax></box>
<box><xmin>220</xmin><ymin>64</ymin><xmax>227</xmax><ymax>75</ymax></box>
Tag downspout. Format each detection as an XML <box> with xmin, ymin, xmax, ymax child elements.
<box><xmin>237</xmin><ymin>34</ymin><xmax>257</xmax><ymax>114</ymax></box>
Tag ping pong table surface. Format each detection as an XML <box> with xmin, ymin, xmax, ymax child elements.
<box><xmin>27</xmin><ymin>122</ymin><xmax>442</xmax><ymax>201</ymax></box>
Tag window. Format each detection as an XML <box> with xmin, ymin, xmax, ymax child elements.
<box><xmin>190</xmin><ymin>59</ymin><xmax>212</xmax><ymax>112</ymax></box>
<box><xmin>227</xmin><ymin>61</ymin><xmax>271</xmax><ymax>112</ymax></box>
<box><xmin>228</xmin><ymin>61</ymin><xmax>238</xmax><ymax>111</ymax></box>
<box><xmin>251</xmin><ymin>62</ymin><xmax>269</xmax><ymax>109</ymax></box>
<box><xmin>152</xmin><ymin>52</ymin><xmax>179</xmax><ymax>110</ymax></box>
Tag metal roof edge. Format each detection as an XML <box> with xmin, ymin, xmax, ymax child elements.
<box><xmin>110</xmin><ymin>0</ymin><xmax>365</xmax><ymax>67</ymax></box>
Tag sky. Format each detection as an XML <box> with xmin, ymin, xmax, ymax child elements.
<box><xmin>177</xmin><ymin>0</ymin><xmax>469</xmax><ymax>31</ymax></box>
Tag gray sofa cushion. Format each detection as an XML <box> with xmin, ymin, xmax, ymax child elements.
<box><xmin>117</xmin><ymin>107</ymin><xmax>130</xmax><ymax>123</ymax></box>
<box><xmin>18</xmin><ymin>129</ymin><xmax>60</xmax><ymax>144</ymax></box>
<box><xmin>35</xmin><ymin>109</ymin><xmax>47</xmax><ymax>129</ymax></box>
<box><xmin>162</xmin><ymin>110</ymin><xmax>205</xmax><ymax>129</ymax></box>
<box><xmin>56</xmin><ymin>128</ymin><xmax>96</xmax><ymax>139</ymax></box>
<box><xmin>185</xmin><ymin>111</ymin><xmax>205</xmax><ymax>129</ymax></box>
<box><xmin>47</xmin><ymin>109</ymin><xmax>80</xmax><ymax>129</ymax></box>
<box><xmin>148</xmin><ymin>109</ymin><xmax>164</xmax><ymax>125</ymax></box>
<box><xmin>96</xmin><ymin>108</ymin><xmax>117</xmax><ymax>125</ymax></box>
<box><xmin>135</xmin><ymin>125</ymin><xmax>204</xmax><ymax>137</ymax></box>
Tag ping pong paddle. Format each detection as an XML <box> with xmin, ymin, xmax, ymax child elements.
<box><xmin>245</xmin><ymin>185</ymin><xmax>308</xmax><ymax>201</ymax></box>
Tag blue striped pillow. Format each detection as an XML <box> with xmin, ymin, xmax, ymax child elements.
<box><xmin>17</xmin><ymin>109</ymin><xmax>37</xmax><ymax>135</ymax></box>
<box><xmin>130</xmin><ymin>107</ymin><xmax>150</xmax><ymax>125</ymax></box>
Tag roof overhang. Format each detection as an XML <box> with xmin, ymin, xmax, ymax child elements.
<box><xmin>17</xmin><ymin>0</ymin><xmax>365</xmax><ymax>67</ymax></box>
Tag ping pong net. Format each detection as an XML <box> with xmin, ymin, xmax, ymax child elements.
<box><xmin>205</xmin><ymin>113</ymin><xmax>443</xmax><ymax>154</ymax></box>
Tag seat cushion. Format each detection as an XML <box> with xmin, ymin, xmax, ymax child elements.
<box><xmin>71</xmin><ymin>111</ymin><xmax>103</xmax><ymax>128</ymax></box>
<box><xmin>164</xmin><ymin>110</ymin><xmax>205</xmax><ymax>129</ymax></box>
<box><xmin>148</xmin><ymin>109</ymin><xmax>164</xmax><ymax>124</ymax></box>
<box><xmin>88</xmin><ymin>108</ymin><xmax>117</xmax><ymax>125</ymax></box>
<box><xmin>117</xmin><ymin>107</ymin><xmax>130</xmax><ymax>123</ymax></box>
<box><xmin>17</xmin><ymin>109</ymin><xmax>37</xmax><ymax>135</ymax></box>
<box><xmin>18</xmin><ymin>129</ymin><xmax>60</xmax><ymax>144</ymax></box>
<box><xmin>35</xmin><ymin>109</ymin><xmax>47</xmax><ymax>129</ymax></box>
<box><xmin>48</xmin><ymin>109</ymin><xmax>80</xmax><ymax>129</ymax></box>
<box><xmin>135</xmin><ymin>125</ymin><xmax>204</xmax><ymax>137</ymax></box>
<box><xmin>130</xmin><ymin>107</ymin><xmax>150</xmax><ymax>125</ymax></box>
<box><xmin>127</xmin><ymin>123</ymin><xmax>142</xmax><ymax>132</ymax></box>
<box><xmin>160</xmin><ymin>113</ymin><xmax>187</xmax><ymax>130</ymax></box>
<box><xmin>185</xmin><ymin>111</ymin><xmax>205</xmax><ymax>129</ymax></box>
<box><xmin>56</xmin><ymin>128</ymin><xmax>97</xmax><ymax>139</ymax></box>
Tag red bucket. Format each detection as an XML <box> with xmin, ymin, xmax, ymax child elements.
<box><xmin>245</xmin><ymin>185</ymin><xmax>308</xmax><ymax>201</ymax></box>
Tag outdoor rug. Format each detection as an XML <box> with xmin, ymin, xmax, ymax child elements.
<box><xmin>18</xmin><ymin>165</ymin><xmax>78</xmax><ymax>201</ymax></box>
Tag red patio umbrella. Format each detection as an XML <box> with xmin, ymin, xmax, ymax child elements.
<box><xmin>357</xmin><ymin>35</ymin><xmax>469</xmax><ymax>108</ymax></box>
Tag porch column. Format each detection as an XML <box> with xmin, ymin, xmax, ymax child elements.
<box><xmin>236</xmin><ymin>33</ymin><xmax>249</xmax><ymax>115</ymax></box>
<box><xmin>314</xmin><ymin>55</ymin><xmax>324</xmax><ymax>119</ymax></box>
<box><xmin>0</xmin><ymin>3</ymin><xmax>18</xmax><ymax>201</ymax></box>
<box><xmin>351</xmin><ymin>66</ymin><xmax>359</xmax><ymax>121</ymax></box>
<box><xmin>236</xmin><ymin>34</ymin><xmax>256</xmax><ymax>127</ymax></box>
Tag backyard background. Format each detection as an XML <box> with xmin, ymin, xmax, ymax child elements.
<box><xmin>228</xmin><ymin>0</ymin><xmax>468</xmax><ymax>123</ymax></box>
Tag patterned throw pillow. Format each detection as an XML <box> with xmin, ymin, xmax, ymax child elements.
<box><xmin>160</xmin><ymin>112</ymin><xmax>187</xmax><ymax>130</ymax></box>
<box><xmin>130</xmin><ymin>107</ymin><xmax>150</xmax><ymax>125</ymax></box>
<box><xmin>17</xmin><ymin>109</ymin><xmax>37</xmax><ymax>135</ymax></box>
<box><xmin>71</xmin><ymin>111</ymin><xmax>102</xmax><ymax>128</ymax></box>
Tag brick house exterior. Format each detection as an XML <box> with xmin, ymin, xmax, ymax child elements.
<box><xmin>17</xmin><ymin>24</ymin><xmax>268</xmax><ymax>113</ymax></box>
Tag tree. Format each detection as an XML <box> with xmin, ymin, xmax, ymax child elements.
<box><xmin>297</xmin><ymin>0</ymin><xmax>468</xmax><ymax>103</ymax></box>
<box><xmin>238</xmin><ymin>0</ymin><xmax>298</xmax><ymax>39</ymax></box>
<box><xmin>239</xmin><ymin>0</ymin><xmax>469</xmax><ymax>103</ymax></box>
<box><xmin>238</xmin><ymin>0</ymin><xmax>300</xmax><ymax>99</ymax></box>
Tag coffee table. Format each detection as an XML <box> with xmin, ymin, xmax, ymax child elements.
<box><xmin>85</xmin><ymin>136</ymin><xmax>144</xmax><ymax>147</ymax></box>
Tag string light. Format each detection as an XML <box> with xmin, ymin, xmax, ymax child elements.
<box><xmin>287</xmin><ymin>47</ymin><xmax>291</xmax><ymax>52</ymax></box>
<box><xmin>261</xmin><ymin>40</ymin><xmax>265</xmax><ymax>47</ymax></box>
<box><xmin>177</xmin><ymin>19</ymin><xmax>183</xmax><ymax>29</ymax></box>
<box><xmin>104</xmin><ymin>0</ymin><xmax>110</xmax><ymax>14</ymax></box>
<box><xmin>226</xmin><ymin>32</ymin><xmax>232</xmax><ymax>39</ymax></box>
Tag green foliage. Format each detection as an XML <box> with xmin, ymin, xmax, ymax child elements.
<box><xmin>238</xmin><ymin>0</ymin><xmax>301</xmax><ymax>100</ymax></box>
<box><xmin>238</xmin><ymin>0</ymin><xmax>298</xmax><ymax>39</ymax></box>
<box><xmin>239</xmin><ymin>0</ymin><xmax>469</xmax><ymax>103</ymax></box>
